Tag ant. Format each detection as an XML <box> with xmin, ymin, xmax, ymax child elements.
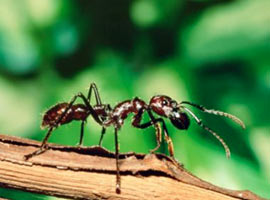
<box><xmin>24</xmin><ymin>83</ymin><xmax>245</xmax><ymax>194</ymax></box>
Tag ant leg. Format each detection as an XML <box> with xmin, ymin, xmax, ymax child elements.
<box><xmin>78</xmin><ymin>120</ymin><xmax>86</xmax><ymax>147</ymax></box>
<box><xmin>87</xmin><ymin>83</ymin><xmax>112</xmax><ymax>145</ymax></box>
<box><xmin>132</xmin><ymin>110</ymin><xmax>162</xmax><ymax>153</ymax></box>
<box><xmin>154</xmin><ymin>118</ymin><xmax>174</xmax><ymax>158</ymax></box>
<box><xmin>147</xmin><ymin>111</ymin><xmax>175</xmax><ymax>157</ymax></box>
<box><xmin>133</xmin><ymin>120</ymin><xmax>162</xmax><ymax>153</ymax></box>
<box><xmin>149</xmin><ymin>123</ymin><xmax>162</xmax><ymax>154</ymax></box>
<box><xmin>183</xmin><ymin>106</ymin><xmax>231</xmax><ymax>158</ymax></box>
<box><xmin>75</xmin><ymin>93</ymin><xmax>103</xmax><ymax>125</ymax></box>
<box><xmin>180</xmin><ymin>101</ymin><xmax>245</xmax><ymax>129</ymax></box>
<box><xmin>76</xmin><ymin>93</ymin><xmax>109</xmax><ymax>147</ymax></box>
<box><xmin>114</xmin><ymin>127</ymin><xmax>121</xmax><ymax>194</ymax></box>
<box><xmin>85</xmin><ymin>83</ymin><xmax>108</xmax><ymax>146</ymax></box>
<box><xmin>98</xmin><ymin>127</ymin><xmax>106</xmax><ymax>146</ymax></box>
<box><xmin>164</xmin><ymin>129</ymin><xmax>174</xmax><ymax>158</ymax></box>
<box><xmin>87</xmin><ymin>83</ymin><xmax>102</xmax><ymax>105</ymax></box>
<box><xmin>24</xmin><ymin>127</ymin><xmax>53</xmax><ymax>160</ymax></box>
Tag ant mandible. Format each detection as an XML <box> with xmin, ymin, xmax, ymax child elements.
<box><xmin>24</xmin><ymin>83</ymin><xmax>245</xmax><ymax>194</ymax></box>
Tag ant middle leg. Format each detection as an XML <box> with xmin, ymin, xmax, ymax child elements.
<box><xmin>86</xmin><ymin>83</ymin><xmax>110</xmax><ymax>146</ymax></box>
<box><xmin>74</xmin><ymin>92</ymin><xmax>105</xmax><ymax>146</ymax></box>
<box><xmin>114</xmin><ymin>127</ymin><xmax>121</xmax><ymax>194</ymax></box>
<box><xmin>77</xmin><ymin>83</ymin><xmax>101</xmax><ymax>147</ymax></box>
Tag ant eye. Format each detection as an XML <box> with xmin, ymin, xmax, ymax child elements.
<box><xmin>162</xmin><ymin>100</ymin><xmax>168</xmax><ymax>106</ymax></box>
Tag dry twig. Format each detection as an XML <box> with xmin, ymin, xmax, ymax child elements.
<box><xmin>0</xmin><ymin>134</ymin><xmax>265</xmax><ymax>200</ymax></box>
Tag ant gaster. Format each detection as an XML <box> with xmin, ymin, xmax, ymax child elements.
<box><xmin>24</xmin><ymin>83</ymin><xmax>245</xmax><ymax>194</ymax></box>
<box><xmin>24</xmin><ymin>83</ymin><xmax>111</xmax><ymax>160</ymax></box>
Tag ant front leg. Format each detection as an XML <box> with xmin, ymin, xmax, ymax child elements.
<box><xmin>154</xmin><ymin>118</ymin><xmax>175</xmax><ymax>158</ymax></box>
<box><xmin>147</xmin><ymin>111</ymin><xmax>175</xmax><ymax>158</ymax></box>
<box><xmin>150</xmin><ymin>123</ymin><xmax>162</xmax><ymax>153</ymax></box>
<box><xmin>132</xmin><ymin>109</ymin><xmax>162</xmax><ymax>154</ymax></box>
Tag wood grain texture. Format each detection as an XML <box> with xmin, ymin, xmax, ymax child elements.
<box><xmin>0</xmin><ymin>134</ymin><xmax>265</xmax><ymax>200</ymax></box>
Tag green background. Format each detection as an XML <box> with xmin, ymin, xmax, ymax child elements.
<box><xmin>0</xmin><ymin>0</ymin><xmax>269</xmax><ymax>199</ymax></box>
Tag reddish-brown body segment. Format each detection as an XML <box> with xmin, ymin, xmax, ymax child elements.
<box><xmin>42</xmin><ymin>103</ymin><xmax>89</xmax><ymax>128</ymax></box>
<box><xmin>104</xmin><ymin>97</ymin><xmax>148</xmax><ymax>128</ymax></box>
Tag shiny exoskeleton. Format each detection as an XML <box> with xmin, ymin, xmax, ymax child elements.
<box><xmin>24</xmin><ymin>83</ymin><xmax>245</xmax><ymax>194</ymax></box>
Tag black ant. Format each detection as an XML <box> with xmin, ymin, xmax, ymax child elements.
<box><xmin>24</xmin><ymin>83</ymin><xmax>245</xmax><ymax>194</ymax></box>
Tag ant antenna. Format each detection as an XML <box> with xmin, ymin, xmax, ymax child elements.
<box><xmin>180</xmin><ymin>101</ymin><xmax>245</xmax><ymax>129</ymax></box>
<box><xmin>182</xmin><ymin>106</ymin><xmax>231</xmax><ymax>158</ymax></box>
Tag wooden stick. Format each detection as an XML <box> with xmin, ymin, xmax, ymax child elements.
<box><xmin>0</xmin><ymin>134</ymin><xmax>265</xmax><ymax>200</ymax></box>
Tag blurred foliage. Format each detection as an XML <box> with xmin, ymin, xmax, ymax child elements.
<box><xmin>0</xmin><ymin>0</ymin><xmax>269</xmax><ymax>199</ymax></box>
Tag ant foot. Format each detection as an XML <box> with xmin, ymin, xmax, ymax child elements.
<box><xmin>149</xmin><ymin>145</ymin><xmax>160</xmax><ymax>154</ymax></box>
<box><xmin>170</xmin><ymin>157</ymin><xmax>184</xmax><ymax>168</ymax></box>
<box><xmin>116</xmin><ymin>183</ymin><xmax>121</xmax><ymax>194</ymax></box>
<box><xmin>23</xmin><ymin>145</ymin><xmax>48</xmax><ymax>161</ymax></box>
<box><xmin>23</xmin><ymin>154</ymin><xmax>32</xmax><ymax>161</ymax></box>
<box><xmin>76</xmin><ymin>143</ymin><xmax>84</xmax><ymax>149</ymax></box>
<box><xmin>149</xmin><ymin>149</ymin><xmax>156</xmax><ymax>154</ymax></box>
<box><xmin>98</xmin><ymin>141</ymin><xmax>103</xmax><ymax>147</ymax></box>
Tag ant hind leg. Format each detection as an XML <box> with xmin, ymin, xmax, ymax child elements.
<box><xmin>24</xmin><ymin>127</ymin><xmax>54</xmax><ymax>160</ymax></box>
<box><xmin>77</xmin><ymin>120</ymin><xmax>86</xmax><ymax>147</ymax></box>
<box><xmin>98</xmin><ymin>127</ymin><xmax>106</xmax><ymax>146</ymax></box>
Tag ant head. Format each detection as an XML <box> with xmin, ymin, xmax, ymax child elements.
<box><xmin>149</xmin><ymin>95</ymin><xmax>190</xmax><ymax>129</ymax></box>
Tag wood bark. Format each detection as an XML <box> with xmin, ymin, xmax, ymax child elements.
<box><xmin>0</xmin><ymin>134</ymin><xmax>265</xmax><ymax>200</ymax></box>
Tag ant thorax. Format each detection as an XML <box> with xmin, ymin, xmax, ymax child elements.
<box><xmin>103</xmin><ymin>97</ymin><xmax>147</xmax><ymax>128</ymax></box>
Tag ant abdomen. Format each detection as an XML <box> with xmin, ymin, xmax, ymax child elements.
<box><xmin>42</xmin><ymin>103</ymin><xmax>88</xmax><ymax>128</ymax></box>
